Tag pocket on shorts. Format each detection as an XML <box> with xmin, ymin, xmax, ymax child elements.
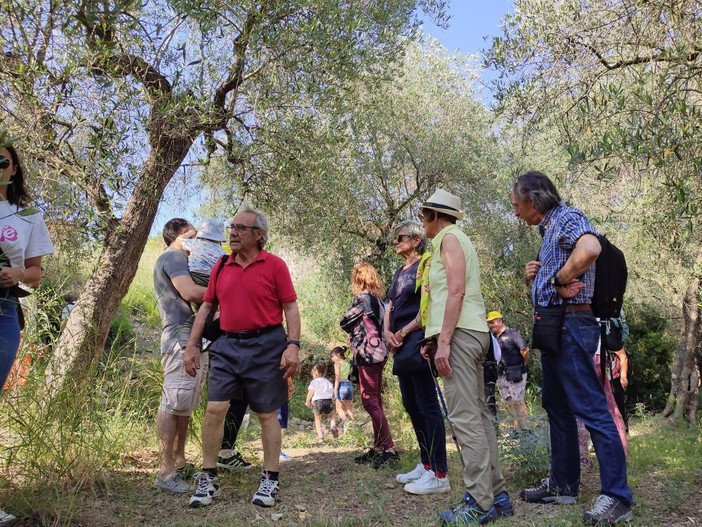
<box><xmin>162</xmin><ymin>343</ymin><xmax>200</xmax><ymax>389</ymax></box>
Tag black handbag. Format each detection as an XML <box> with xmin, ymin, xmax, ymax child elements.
<box><xmin>531</xmin><ymin>305</ymin><xmax>565</xmax><ymax>354</ymax></box>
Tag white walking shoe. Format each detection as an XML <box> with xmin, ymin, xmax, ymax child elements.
<box><xmin>0</xmin><ymin>508</ymin><xmax>16</xmax><ymax>525</ymax></box>
<box><xmin>403</xmin><ymin>469</ymin><xmax>451</xmax><ymax>495</ymax></box>
<box><xmin>396</xmin><ymin>463</ymin><xmax>427</xmax><ymax>484</ymax></box>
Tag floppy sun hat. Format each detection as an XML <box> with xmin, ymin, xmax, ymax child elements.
<box><xmin>422</xmin><ymin>189</ymin><xmax>465</xmax><ymax>220</ymax></box>
<box><xmin>196</xmin><ymin>218</ymin><xmax>227</xmax><ymax>242</ymax></box>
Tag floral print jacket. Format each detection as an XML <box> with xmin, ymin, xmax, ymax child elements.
<box><xmin>339</xmin><ymin>291</ymin><xmax>387</xmax><ymax>365</ymax></box>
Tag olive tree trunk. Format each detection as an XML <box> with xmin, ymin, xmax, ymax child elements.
<box><xmin>45</xmin><ymin>134</ymin><xmax>193</xmax><ymax>393</ymax></box>
<box><xmin>662</xmin><ymin>249</ymin><xmax>702</xmax><ymax>425</ymax></box>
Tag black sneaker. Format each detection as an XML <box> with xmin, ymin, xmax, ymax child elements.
<box><xmin>217</xmin><ymin>451</ymin><xmax>253</xmax><ymax>470</ymax></box>
<box><xmin>520</xmin><ymin>478</ymin><xmax>577</xmax><ymax>504</ymax></box>
<box><xmin>583</xmin><ymin>494</ymin><xmax>633</xmax><ymax>525</ymax></box>
<box><xmin>354</xmin><ymin>448</ymin><xmax>378</xmax><ymax>464</ymax></box>
<box><xmin>437</xmin><ymin>492</ymin><xmax>499</xmax><ymax>525</ymax></box>
<box><xmin>371</xmin><ymin>450</ymin><xmax>400</xmax><ymax>469</ymax></box>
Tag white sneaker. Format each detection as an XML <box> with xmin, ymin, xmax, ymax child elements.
<box><xmin>0</xmin><ymin>508</ymin><xmax>16</xmax><ymax>525</ymax></box>
<box><xmin>403</xmin><ymin>469</ymin><xmax>451</xmax><ymax>495</ymax></box>
<box><xmin>188</xmin><ymin>471</ymin><xmax>220</xmax><ymax>508</ymax></box>
<box><xmin>252</xmin><ymin>474</ymin><xmax>280</xmax><ymax>507</ymax></box>
<box><xmin>396</xmin><ymin>463</ymin><xmax>427</xmax><ymax>484</ymax></box>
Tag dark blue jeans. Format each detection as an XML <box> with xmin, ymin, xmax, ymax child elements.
<box><xmin>541</xmin><ymin>311</ymin><xmax>633</xmax><ymax>505</ymax></box>
<box><xmin>0</xmin><ymin>294</ymin><xmax>21</xmax><ymax>388</ymax></box>
<box><xmin>397</xmin><ymin>367</ymin><xmax>448</xmax><ymax>473</ymax></box>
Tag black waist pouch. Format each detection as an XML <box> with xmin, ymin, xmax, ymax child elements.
<box><xmin>532</xmin><ymin>306</ymin><xmax>565</xmax><ymax>353</ymax></box>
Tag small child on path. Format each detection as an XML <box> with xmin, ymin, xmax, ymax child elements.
<box><xmin>330</xmin><ymin>346</ymin><xmax>354</xmax><ymax>432</ymax></box>
<box><xmin>306</xmin><ymin>362</ymin><xmax>338</xmax><ymax>443</ymax></box>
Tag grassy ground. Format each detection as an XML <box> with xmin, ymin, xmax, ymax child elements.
<box><xmin>1</xmin><ymin>380</ymin><xmax>699</xmax><ymax>526</ymax></box>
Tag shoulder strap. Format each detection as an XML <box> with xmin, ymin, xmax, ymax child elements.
<box><xmin>210</xmin><ymin>254</ymin><xmax>229</xmax><ymax>305</ymax></box>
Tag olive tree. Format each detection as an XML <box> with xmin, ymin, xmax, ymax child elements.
<box><xmin>0</xmin><ymin>0</ymin><xmax>447</xmax><ymax>391</ymax></box>
<box><xmin>487</xmin><ymin>0</ymin><xmax>702</xmax><ymax>424</ymax></box>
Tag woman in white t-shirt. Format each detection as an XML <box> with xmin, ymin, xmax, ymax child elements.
<box><xmin>0</xmin><ymin>145</ymin><xmax>53</xmax><ymax>523</ymax></box>
<box><xmin>305</xmin><ymin>362</ymin><xmax>338</xmax><ymax>443</ymax></box>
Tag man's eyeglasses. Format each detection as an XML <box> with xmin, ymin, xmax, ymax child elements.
<box><xmin>0</xmin><ymin>157</ymin><xmax>9</xmax><ymax>170</ymax></box>
<box><xmin>227</xmin><ymin>223</ymin><xmax>258</xmax><ymax>234</ymax></box>
<box><xmin>392</xmin><ymin>234</ymin><xmax>412</xmax><ymax>244</ymax></box>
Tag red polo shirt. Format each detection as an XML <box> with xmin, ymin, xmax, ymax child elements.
<box><xmin>204</xmin><ymin>249</ymin><xmax>297</xmax><ymax>332</ymax></box>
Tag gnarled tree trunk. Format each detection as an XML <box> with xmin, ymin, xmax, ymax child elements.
<box><xmin>662</xmin><ymin>249</ymin><xmax>702</xmax><ymax>425</ymax></box>
<box><xmin>45</xmin><ymin>134</ymin><xmax>193</xmax><ymax>393</ymax></box>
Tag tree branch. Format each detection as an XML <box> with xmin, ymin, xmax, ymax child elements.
<box><xmin>576</xmin><ymin>37</ymin><xmax>702</xmax><ymax>71</ymax></box>
<box><xmin>75</xmin><ymin>6</ymin><xmax>172</xmax><ymax>102</ymax></box>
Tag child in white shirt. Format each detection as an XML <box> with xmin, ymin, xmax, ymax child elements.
<box><xmin>305</xmin><ymin>362</ymin><xmax>338</xmax><ymax>443</ymax></box>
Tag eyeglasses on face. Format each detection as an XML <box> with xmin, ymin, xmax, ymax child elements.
<box><xmin>227</xmin><ymin>223</ymin><xmax>258</xmax><ymax>234</ymax></box>
<box><xmin>0</xmin><ymin>157</ymin><xmax>9</xmax><ymax>170</ymax></box>
<box><xmin>392</xmin><ymin>234</ymin><xmax>412</xmax><ymax>244</ymax></box>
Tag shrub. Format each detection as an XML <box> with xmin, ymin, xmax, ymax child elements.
<box><xmin>625</xmin><ymin>308</ymin><xmax>675</xmax><ymax>413</ymax></box>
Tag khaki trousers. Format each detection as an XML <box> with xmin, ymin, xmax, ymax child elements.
<box><xmin>443</xmin><ymin>328</ymin><xmax>507</xmax><ymax>510</ymax></box>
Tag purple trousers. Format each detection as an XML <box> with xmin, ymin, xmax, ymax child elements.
<box><xmin>358</xmin><ymin>360</ymin><xmax>394</xmax><ymax>451</ymax></box>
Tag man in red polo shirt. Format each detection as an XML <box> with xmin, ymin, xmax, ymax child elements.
<box><xmin>184</xmin><ymin>204</ymin><xmax>301</xmax><ymax>509</ymax></box>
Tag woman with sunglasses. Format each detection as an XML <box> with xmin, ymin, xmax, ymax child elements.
<box><xmin>0</xmin><ymin>145</ymin><xmax>53</xmax><ymax>523</ymax></box>
<box><xmin>384</xmin><ymin>221</ymin><xmax>450</xmax><ymax>495</ymax></box>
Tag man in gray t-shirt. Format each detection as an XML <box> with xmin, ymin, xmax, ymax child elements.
<box><xmin>153</xmin><ymin>218</ymin><xmax>208</xmax><ymax>494</ymax></box>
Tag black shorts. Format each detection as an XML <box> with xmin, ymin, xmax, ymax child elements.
<box><xmin>207</xmin><ymin>325</ymin><xmax>287</xmax><ymax>413</ymax></box>
<box><xmin>312</xmin><ymin>399</ymin><xmax>334</xmax><ymax>416</ymax></box>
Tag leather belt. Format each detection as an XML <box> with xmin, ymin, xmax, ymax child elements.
<box><xmin>225</xmin><ymin>324</ymin><xmax>282</xmax><ymax>339</ymax></box>
<box><xmin>565</xmin><ymin>304</ymin><xmax>591</xmax><ymax>314</ymax></box>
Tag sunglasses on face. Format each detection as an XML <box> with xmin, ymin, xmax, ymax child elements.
<box><xmin>0</xmin><ymin>157</ymin><xmax>9</xmax><ymax>170</ymax></box>
<box><xmin>392</xmin><ymin>234</ymin><xmax>412</xmax><ymax>244</ymax></box>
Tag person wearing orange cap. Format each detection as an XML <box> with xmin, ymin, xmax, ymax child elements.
<box><xmin>486</xmin><ymin>311</ymin><xmax>530</xmax><ymax>431</ymax></box>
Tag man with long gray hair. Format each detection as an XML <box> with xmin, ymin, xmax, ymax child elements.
<box><xmin>512</xmin><ymin>171</ymin><xmax>633</xmax><ymax>525</ymax></box>
<box><xmin>184</xmin><ymin>204</ymin><xmax>301</xmax><ymax>509</ymax></box>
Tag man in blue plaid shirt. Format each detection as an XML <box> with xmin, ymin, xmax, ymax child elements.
<box><xmin>511</xmin><ymin>171</ymin><xmax>633</xmax><ymax>526</ymax></box>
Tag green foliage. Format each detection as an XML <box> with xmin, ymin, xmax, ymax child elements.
<box><xmin>296</xmin><ymin>265</ymin><xmax>350</xmax><ymax>346</ymax></box>
<box><xmin>625</xmin><ymin>310</ymin><xmax>676</xmax><ymax>413</ymax></box>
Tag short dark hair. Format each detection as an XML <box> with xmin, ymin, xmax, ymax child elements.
<box><xmin>163</xmin><ymin>218</ymin><xmax>190</xmax><ymax>246</ymax></box>
<box><xmin>513</xmin><ymin>171</ymin><xmax>562</xmax><ymax>213</ymax></box>
<box><xmin>421</xmin><ymin>208</ymin><xmax>457</xmax><ymax>225</ymax></box>
<box><xmin>4</xmin><ymin>146</ymin><xmax>31</xmax><ymax>207</ymax></box>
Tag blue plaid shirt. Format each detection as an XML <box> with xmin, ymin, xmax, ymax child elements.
<box><xmin>533</xmin><ymin>204</ymin><xmax>599</xmax><ymax>307</ymax></box>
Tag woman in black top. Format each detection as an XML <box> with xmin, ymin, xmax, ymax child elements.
<box><xmin>384</xmin><ymin>221</ymin><xmax>449</xmax><ymax>495</ymax></box>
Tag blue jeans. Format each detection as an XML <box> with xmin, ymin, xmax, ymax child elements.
<box><xmin>541</xmin><ymin>311</ymin><xmax>633</xmax><ymax>504</ymax></box>
<box><xmin>397</xmin><ymin>368</ymin><xmax>448</xmax><ymax>473</ymax></box>
<box><xmin>0</xmin><ymin>293</ymin><xmax>21</xmax><ymax>388</ymax></box>
<box><xmin>337</xmin><ymin>380</ymin><xmax>354</xmax><ymax>401</ymax></box>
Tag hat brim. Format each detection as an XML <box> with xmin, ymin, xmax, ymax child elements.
<box><xmin>197</xmin><ymin>233</ymin><xmax>227</xmax><ymax>242</ymax></box>
<box><xmin>421</xmin><ymin>204</ymin><xmax>465</xmax><ymax>220</ymax></box>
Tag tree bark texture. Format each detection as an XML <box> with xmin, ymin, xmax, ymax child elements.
<box><xmin>45</xmin><ymin>133</ymin><xmax>194</xmax><ymax>393</ymax></box>
<box><xmin>662</xmin><ymin>251</ymin><xmax>702</xmax><ymax>425</ymax></box>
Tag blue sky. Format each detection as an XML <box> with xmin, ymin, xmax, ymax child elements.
<box><xmin>152</xmin><ymin>1</ymin><xmax>515</xmax><ymax>234</ymax></box>
<box><xmin>422</xmin><ymin>1</ymin><xmax>513</xmax><ymax>55</ymax></box>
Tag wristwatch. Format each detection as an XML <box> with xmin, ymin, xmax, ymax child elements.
<box><xmin>549</xmin><ymin>274</ymin><xmax>567</xmax><ymax>288</ymax></box>
<box><xmin>287</xmin><ymin>339</ymin><xmax>301</xmax><ymax>348</ymax></box>
<box><xmin>398</xmin><ymin>328</ymin><xmax>407</xmax><ymax>338</ymax></box>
